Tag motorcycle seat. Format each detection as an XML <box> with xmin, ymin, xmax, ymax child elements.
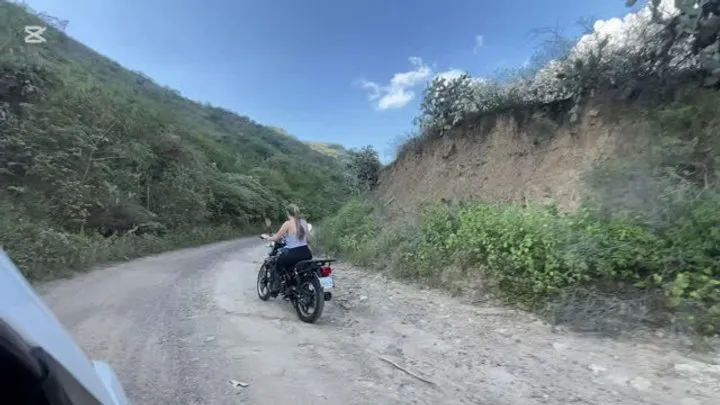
<box><xmin>294</xmin><ymin>259</ymin><xmax>336</xmax><ymax>272</ymax></box>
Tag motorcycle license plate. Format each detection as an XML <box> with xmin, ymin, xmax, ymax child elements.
<box><xmin>319</xmin><ymin>276</ymin><xmax>334</xmax><ymax>290</ymax></box>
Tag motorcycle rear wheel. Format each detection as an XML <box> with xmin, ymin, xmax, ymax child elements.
<box><xmin>294</xmin><ymin>276</ymin><xmax>324</xmax><ymax>323</ymax></box>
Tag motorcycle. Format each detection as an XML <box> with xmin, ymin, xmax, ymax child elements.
<box><xmin>256</xmin><ymin>237</ymin><xmax>335</xmax><ymax>323</ymax></box>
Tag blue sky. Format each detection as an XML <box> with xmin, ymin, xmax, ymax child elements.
<box><xmin>24</xmin><ymin>0</ymin><xmax>631</xmax><ymax>160</ymax></box>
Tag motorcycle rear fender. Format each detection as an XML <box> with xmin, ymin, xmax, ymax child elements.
<box><xmin>294</xmin><ymin>259</ymin><xmax>335</xmax><ymax>274</ymax></box>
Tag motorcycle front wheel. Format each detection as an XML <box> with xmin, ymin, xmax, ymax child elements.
<box><xmin>294</xmin><ymin>275</ymin><xmax>324</xmax><ymax>323</ymax></box>
<box><xmin>256</xmin><ymin>264</ymin><xmax>271</xmax><ymax>301</ymax></box>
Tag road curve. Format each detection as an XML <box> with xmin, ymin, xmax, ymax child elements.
<box><xmin>38</xmin><ymin>239</ymin><xmax>718</xmax><ymax>405</ymax></box>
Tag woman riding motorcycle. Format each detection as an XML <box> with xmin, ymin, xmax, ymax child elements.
<box><xmin>261</xmin><ymin>204</ymin><xmax>312</xmax><ymax>292</ymax></box>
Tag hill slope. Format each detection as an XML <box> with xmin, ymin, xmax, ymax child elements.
<box><xmin>307</xmin><ymin>142</ymin><xmax>349</xmax><ymax>157</ymax></box>
<box><xmin>0</xmin><ymin>1</ymin><xmax>352</xmax><ymax>278</ymax></box>
<box><xmin>318</xmin><ymin>1</ymin><xmax>720</xmax><ymax>337</ymax></box>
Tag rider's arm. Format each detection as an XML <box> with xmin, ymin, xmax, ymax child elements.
<box><xmin>266</xmin><ymin>221</ymin><xmax>290</xmax><ymax>242</ymax></box>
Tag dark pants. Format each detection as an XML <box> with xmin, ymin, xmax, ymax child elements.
<box><xmin>271</xmin><ymin>245</ymin><xmax>312</xmax><ymax>291</ymax></box>
<box><xmin>277</xmin><ymin>245</ymin><xmax>312</xmax><ymax>274</ymax></box>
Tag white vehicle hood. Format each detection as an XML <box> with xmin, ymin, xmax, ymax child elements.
<box><xmin>0</xmin><ymin>249</ymin><xmax>120</xmax><ymax>404</ymax></box>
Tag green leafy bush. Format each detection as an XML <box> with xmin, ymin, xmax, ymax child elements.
<box><xmin>318</xmin><ymin>194</ymin><xmax>720</xmax><ymax>335</ymax></box>
<box><xmin>314</xmin><ymin>198</ymin><xmax>377</xmax><ymax>263</ymax></box>
<box><xmin>1</xmin><ymin>199</ymin><xmax>251</xmax><ymax>280</ymax></box>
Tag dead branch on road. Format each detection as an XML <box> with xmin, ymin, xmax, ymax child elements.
<box><xmin>378</xmin><ymin>355</ymin><xmax>436</xmax><ymax>386</ymax></box>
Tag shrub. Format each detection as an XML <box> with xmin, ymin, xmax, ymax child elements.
<box><xmin>1</xmin><ymin>198</ymin><xmax>249</xmax><ymax>281</ymax></box>
<box><xmin>317</xmin><ymin>194</ymin><xmax>720</xmax><ymax>336</ymax></box>
<box><xmin>314</xmin><ymin>198</ymin><xmax>377</xmax><ymax>261</ymax></box>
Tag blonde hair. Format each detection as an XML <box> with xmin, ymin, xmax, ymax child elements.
<box><xmin>286</xmin><ymin>203</ymin><xmax>305</xmax><ymax>239</ymax></box>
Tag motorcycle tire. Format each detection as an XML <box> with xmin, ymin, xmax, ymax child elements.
<box><xmin>256</xmin><ymin>264</ymin><xmax>271</xmax><ymax>301</ymax></box>
<box><xmin>294</xmin><ymin>276</ymin><xmax>324</xmax><ymax>324</ymax></box>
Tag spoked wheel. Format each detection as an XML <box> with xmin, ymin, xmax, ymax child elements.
<box><xmin>294</xmin><ymin>276</ymin><xmax>324</xmax><ymax>323</ymax></box>
<box><xmin>256</xmin><ymin>264</ymin><xmax>271</xmax><ymax>301</ymax></box>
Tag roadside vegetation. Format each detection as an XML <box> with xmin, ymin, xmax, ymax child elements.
<box><xmin>318</xmin><ymin>0</ymin><xmax>720</xmax><ymax>338</ymax></box>
<box><xmin>0</xmin><ymin>2</ymin><xmax>379</xmax><ymax>280</ymax></box>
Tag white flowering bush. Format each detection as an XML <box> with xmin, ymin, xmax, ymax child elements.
<box><xmin>413</xmin><ymin>0</ymin><xmax>717</xmax><ymax>141</ymax></box>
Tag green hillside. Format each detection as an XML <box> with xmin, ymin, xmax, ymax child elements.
<box><xmin>307</xmin><ymin>142</ymin><xmax>350</xmax><ymax>160</ymax></box>
<box><xmin>0</xmin><ymin>1</ymin><xmax>353</xmax><ymax>278</ymax></box>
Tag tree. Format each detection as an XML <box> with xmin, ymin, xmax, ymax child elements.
<box><xmin>626</xmin><ymin>0</ymin><xmax>720</xmax><ymax>85</ymax></box>
<box><xmin>347</xmin><ymin>146</ymin><xmax>381</xmax><ymax>193</ymax></box>
<box><xmin>416</xmin><ymin>73</ymin><xmax>478</xmax><ymax>135</ymax></box>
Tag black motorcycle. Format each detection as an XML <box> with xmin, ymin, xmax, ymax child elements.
<box><xmin>256</xmin><ymin>238</ymin><xmax>335</xmax><ymax>323</ymax></box>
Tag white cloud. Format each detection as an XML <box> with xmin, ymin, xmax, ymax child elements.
<box><xmin>359</xmin><ymin>80</ymin><xmax>381</xmax><ymax>100</ymax></box>
<box><xmin>473</xmin><ymin>34</ymin><xmax>484</xmax><ymax>54</ymax></box>
<box><xmin>389</xmin><ymin>57</ymin><xmax>432</xmax><ymax>87</ymax></box>
<box><xmin>359</xmin><ymin>57</ymin><xmax>432</xmax><ymax>110</ymax></box>
<box><xmin>377</xmin><ymin>89</ymin><xmax>414</xmax><ymax>110</ymax></box>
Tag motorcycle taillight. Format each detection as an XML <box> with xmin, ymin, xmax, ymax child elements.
<box><xmin>320</xmin><ymin>266</ymin><xmax>332</xmax><ymax>277</ymax></box>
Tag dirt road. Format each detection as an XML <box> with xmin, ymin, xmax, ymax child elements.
<box><xmin>39</xmin><ymin>238</ymin><xmax>719</xmax><ymax>405</ymax></box>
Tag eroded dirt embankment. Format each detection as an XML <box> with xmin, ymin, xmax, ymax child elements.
<box><xmin>377</xmin><ymin>106</ymin><xmax>648</xmax><ymax>210</ymax></box>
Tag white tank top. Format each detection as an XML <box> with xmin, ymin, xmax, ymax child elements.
<box><xmin>284</xmin><ymin>219</ymin><xmax>308</xmax><ymax>249</ymax></box>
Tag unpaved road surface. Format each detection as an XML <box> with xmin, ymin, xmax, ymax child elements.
<box><xmin>39</xmin><ymin>238</ymin><xmax>719</xmax><ymax>405</ymax></box>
